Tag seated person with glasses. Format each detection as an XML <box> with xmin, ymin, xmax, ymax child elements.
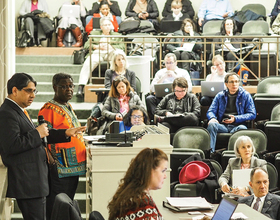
<box><xmin>155</xmin><ymin>77</ymin><xmax>200</xmax><ymax>133</ymax></box>
<box><xmin>146</xmin><ymin>53</ymin><xmax>192</xmax><ymax>122</ymax></box>
<box><xmin>206</xmin><ymin>73</ymin><xmax>256</xmax><ymax>152</ymax></box>
<box><xmin>101</xmin><ymin>75</ymin><xmax>145</xmax><ymax>133</ymax></box>
<box><xmin>200</xmin><ymin>55</ymin><xmax>227</xmax><ymax>106</ymax></box>
<box><xmin>119</xmin><ymin>105</ymin><xmax>149</xmax><ymax>132</ymax></box>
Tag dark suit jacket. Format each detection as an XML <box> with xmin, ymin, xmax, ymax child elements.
<box><xmin>0</xmin><ymin>99</ymin><xmax>70</xmax><ymax>199</ymax></box>
<box><xmin>238</xmin><ymin>193</ymin><xmax>280</xmax><ymax>220</ymax></box>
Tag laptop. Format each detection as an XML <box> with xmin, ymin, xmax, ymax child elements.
<box><xmin>92</xmin><ymin>17</ymin><xmax>101</xmax><ymax>29</ymax></box>
<box><xmin>201</xmin><ymin>81</ymin><xmax>225</xmax><ymax>97</ymax></box>
<box><xmin>160</xmin><ymin>20</ymin><xmax>182</xmax><ymax>33</ymax></box>
<box><xmin>154</xmin><ymin>83</ymin><xmax>173</xmax><ymax>98</ymax></box>
<box><xmin>60</xmin><ymin>5</ymin><xmax>80</xmax><ymax>18</ymax></box>
<box><xmin>212</xmin><ymin>197</ymin><xmax>238</xmax><ymax>220</ymax></box>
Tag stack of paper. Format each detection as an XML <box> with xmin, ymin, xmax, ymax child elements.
<box><xmin>163</xmin><ymin>197</ymin><xmax>213</xmax><ymax>212</ymax></box>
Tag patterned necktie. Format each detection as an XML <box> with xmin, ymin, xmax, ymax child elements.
<box><xmin>24</xmin><ymin>109</ymin><xmax>32</xmax><ymax>122</ymax></box>
<box><xmin>253</xmin><ymin>197</ymin><xmax>261</xmax><ymax>211</ymax></box>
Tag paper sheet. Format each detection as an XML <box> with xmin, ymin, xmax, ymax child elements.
<box><xmin>175</xmin><ymin>41</ymin><xmax>195</xmax><ymax>52</ymax></box>
<box><xmin>166</xmin><ymin>197</ymin><xmax>213</xmax><ymax>209</ymax></box>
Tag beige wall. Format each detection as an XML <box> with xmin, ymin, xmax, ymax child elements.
<box><xmin>0</xmin><ymin>0</ymin><xmax>15</xmax><ymax>104</ymax></box>
<box><xmin>15</xmin><ymin>0</ymin><xmax>275</xmax><ymax>21</ymax></box>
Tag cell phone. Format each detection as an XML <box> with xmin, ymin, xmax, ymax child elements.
<box><xmin>142</xmin><ymin>11</ymin><xmax>147</xmax><ymax>14</ymax></box>
<box><xmin>223</xmin><ymin>114</ymin><xmax>231</xmax><ymax>120</ymax></box>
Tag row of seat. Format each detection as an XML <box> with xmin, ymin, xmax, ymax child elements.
<box><xmin>202</xmin><ymin>20</ymin><xmax>269</xmax><ymax>36</ymax></box>
<box><xmin>170</xmin><ymin>127</ymin><xmax>280</xmax><ymax>201</ymax></box>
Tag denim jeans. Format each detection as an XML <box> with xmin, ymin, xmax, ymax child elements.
<box><xmin>207</xmin><ymin>122</ymin><xmax>247</xmax><ymax>152</ymax></box>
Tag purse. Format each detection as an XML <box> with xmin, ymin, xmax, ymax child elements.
<box><xmin>72</xmin><ymin>48</ymin><xmax>87</xmax><ymax>64</ymax></box>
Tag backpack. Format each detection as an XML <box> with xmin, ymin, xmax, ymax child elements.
<box><xmin>86</xmin><ymin>115</ymin><xmax>107</xmax><ymax>135</ymax></box>
<box><xmin>16</xmin><ymin>30</ymin><xmax>31</xmax><ymax>48</ymax></box>
<box><xmin>118</xmin><ymin>17</ymin><xmax>141</xmax><ymax>35</ymax></box>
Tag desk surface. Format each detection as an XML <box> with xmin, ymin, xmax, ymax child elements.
<box><xmin>158</xmin><ymin>203</ymin><xmax>271</xmax><ymax>220</ymax></box>
<box><xmin>89</xmin><ymin>88</ymin><xmax>110</xmax><ymax>92</ymax></box>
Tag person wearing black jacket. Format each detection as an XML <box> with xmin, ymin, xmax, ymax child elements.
<box><xmin>167</xmin><ymin>18</ymin><xmax>202</xmax><ymax>72</ymax></box>
<box><xmin>162</xmin><ymin>0</ymin><xmax>194</xmax><ymax>20</ymax></box>
<box><xmin>87</xmin><ymin>0</ymin><xmax>121</xmax><ymax>25</ymax></box>
<box><xmin>125</xmin><ymin>0</ymin><xmax>159</xmax><ymax>30</ymax></box>
<box><xmin>0</xmin><ymin>73</ymin><xmax>86</xmax><ymax>220</ymax></box>
<box><xmin>155</xmin><ymin>77</ymin><xmax>200</xmax><ymax>133</ymax></box>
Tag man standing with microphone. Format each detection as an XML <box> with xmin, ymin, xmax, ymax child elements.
<box><xmin>0</xmin><ymin>73</ymin><xmax>85</xmax><ymax>220</ymax></box>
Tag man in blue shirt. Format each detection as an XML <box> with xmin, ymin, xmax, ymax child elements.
<box><xmin>198</xmin><ymin>0</ymin><xmax>233</xmax><ymax>27</ymax></box>
<box><xmin>206</xmin><ymin>73</ymin><xmax>256</xmax><ymax>152</ymax></box>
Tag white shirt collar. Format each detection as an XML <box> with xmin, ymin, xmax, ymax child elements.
<box><xmin>251</xmin><ymin>194</ymin><xmax>266</xmax><ymax>212</ymax></box>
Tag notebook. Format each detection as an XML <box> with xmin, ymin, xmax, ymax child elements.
<box><xmin>201</xmin><ymin>81</ymin><xmax>225</xmax><ymax>97</ymax></box>
<box><xmin>160</xmin><ymin>20</ymin><xmax>182</xmax><ymax>33</ymax></box>
<box><xmin>154</xmin><ymin>83</ymin><xmax>173</xmax><ymax>98</ymax></box>
<box><xmin>212</xmin><ymin>197</ymin><xmax>238</xmax><ymax>220</ymax></box>
<box><xmin>60</xmin><ymin>5</ymin><xmax>80</xmax><ymax>18</ymax></box>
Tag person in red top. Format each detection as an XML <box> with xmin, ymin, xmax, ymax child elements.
<box><xmin>108</xmin><ymin>148</ymin><xmax>168</xmax><ymax>220</ymax></box>
<box><xmin>86</xmin><ymin>0</ymin><xmax>118</xmax><ymax>34</ymax></box>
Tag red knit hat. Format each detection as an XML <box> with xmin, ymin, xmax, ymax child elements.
<box><xmin>179</xmin><ymin>161</ymin><xmax>211</xmax><ymax>184</ymax></box>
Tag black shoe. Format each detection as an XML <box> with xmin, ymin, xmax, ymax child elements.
<box><xmin>76</xmin><ymin>85</ymin><xmax>84</xmax><ymax>98</ymax></box>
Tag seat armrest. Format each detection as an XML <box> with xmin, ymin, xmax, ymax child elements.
<box><xmin>173</xmin><ymin>148</ymin><xmax>205</xmax><ymax>159</ymax></box>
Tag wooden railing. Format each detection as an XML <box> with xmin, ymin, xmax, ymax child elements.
<box><xmin>87</xmin><ymin>34</ymin><xmax>280</xmax><ymax>86</ymax></box>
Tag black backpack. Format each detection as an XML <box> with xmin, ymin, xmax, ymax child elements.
<box><xmin>118</xmin><ymin>17</ymin><xmax>141</xmax><ymax>35</ymax></box>
<box><xmin>17</xmin><ymin>30</ymin><xmax>31</xmax><ymax>48</ymax></box>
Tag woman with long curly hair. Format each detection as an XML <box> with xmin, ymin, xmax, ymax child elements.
<box><xmin>108</xmin><ymin>148</ymin><xmax>168</xmax><ymax>220</ymax></box>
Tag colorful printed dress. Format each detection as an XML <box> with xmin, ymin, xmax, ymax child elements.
<box><xmin>116</xmin><ymin>194</ymin><xmax>163</xmax><ymax>220</ymax></box>
<box><xmin>38</xmin><ymin>99</ymin><xmax>86</xmax><ymax>178</ymax></box>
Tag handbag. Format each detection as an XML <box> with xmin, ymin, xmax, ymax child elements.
<box><xmin>72</xmin><ymin>48</ymin><xmax>87</xmax><ymax>64</ymax></box>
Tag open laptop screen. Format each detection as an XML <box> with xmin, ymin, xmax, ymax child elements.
<box><xmin>212</xmin><ymin>197</ymin><xmax>238</xmax><ymax>220</ymax></box>
<box><xmin>201</xmin><ymin>81</ymin><xmax>225</xmax><ymax>97</ymax></box>
<box><xmin>154</xmin><ymin>83</ymin><xmax>173</xmax><ymax>98</ymax></box>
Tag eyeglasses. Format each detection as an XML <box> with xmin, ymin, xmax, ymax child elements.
<box><xmin>131</xmin><ymin>115</ymin><xmax>144</xmax><ymax>119</ymax></box>
<box><xmin>57</xmin><ymin>85</ymin><xmax>75</xmax><ymax>90</ymax></box>
<box><xmin>214</xmin><ymin>63</ymin><xmax>224</xmax><ymax>67</ymax></box>
<box><xmin>165</xmin><ymin>62</ymin><xmax>174</xmax><ymax>65</ymax></box>
<box><xmin>22</xmin><ymin>88</ymin><xmax>38</xmax><ymax>94</ymax></box>
<box><xmin>227</xmin><ymin>80</ymin><xmax>240</xmax><ymax>84</ymax></box>
<box><xmin>174</xmin><ymin>89</ymin><xmax>186</xmax><ymax>93</ymax></box>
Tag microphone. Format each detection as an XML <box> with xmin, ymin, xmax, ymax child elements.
<box><xmin>38</xmin><ymin>115</ymin><xmax>48</xmax><ymax>147</ymax></box>
<box><xmin>114</xmin><ymin>108</ymin><xmax>132</xmax><ymax>147</ymax></box>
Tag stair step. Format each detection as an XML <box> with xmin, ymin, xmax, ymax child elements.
<box><xmin>28</xmin><ymin>73</ymin><xmax>80</xmax><ymax>83</ymax></box>
<box><xmin>16</xmin><ymin>47</ymin><xmax>78</xmax><ymax>56</ymax></box>
<box><xmin>36</xmin><ymin>82</ymin><xmax>79</xmax><ymax>93</ymax></box>
<box><xmin>16</xmin><ymin>55</ymin><xmax>74</xmax><ymax>64</ymax></box>
<box><xmin>76</xmin><ymin>177</ymin><xmax>86</xmax><ymax>193</ymax></box>
<box><xmin>31</xmin><ymin>92</ymin><xmax>85</xmax><ymax>103</ymax></box>
<box><xmin>16</xmin><ymin>63</ymin><xmax>83</xmax><ymax>74</ymax></box>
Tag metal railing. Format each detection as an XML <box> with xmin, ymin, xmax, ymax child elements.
<box><xmin>88</xmin><ymin>34</ymin><xmax>280</xmax><ymax>85</ymax></box>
